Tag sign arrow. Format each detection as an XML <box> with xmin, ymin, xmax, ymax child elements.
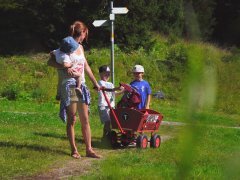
<box><xmin>92</xmin><ymin>20</ymin><xmax>109</xmax><ymax>27</ymax></box>
<box><xmin>112</xmin><ymin>7</ymin><xmax>129</xmax><ymax>14</ymax></box>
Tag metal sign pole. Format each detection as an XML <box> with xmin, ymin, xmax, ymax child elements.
<box><xmin>92</xmin><ymin>2</ymin><xmax>128</xmax><ymax>85</ymax></box>
<box><xmin>110</xmin><ymin>1</ymin><xmax>115</xmax><ymax>85</ymax></box>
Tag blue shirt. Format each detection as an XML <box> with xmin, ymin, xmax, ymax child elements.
<box><xmin>130</xmin><ymin>80</ymin><xmax>151</xmax><ymax>109</ymax></box>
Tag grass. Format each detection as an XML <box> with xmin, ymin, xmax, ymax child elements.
<box><xmin>151</xmin><ymin>99</ymin><xmax>240</xmax><ymax>127</ymax></box>
<box><xmin>1</xmin><ymin>100</ymin><xmax>240</xmax><ymax>179</ymax></box>
<box><xmin>0</xmin><ymin>107</ymin><xmax>67</xmax><ymax>179</ymax></box>
<box><xmin>0</xmin><ymin>35</ymin><xmax>240</xmax><ymax>178</ymax></box>
<box><xmin>81</xmin><ymin>126</ymin><xmax>240</xmax><ymax>179</ymax></box>
<box><xmin>0</xmin><ymin>99</ymin><xmax>104</xmax><ymax>179</ymax></box>
<box><xmin>1</xmin><ymin>39</ymin><xmax>239</xmax><ymax>115</ymax></box>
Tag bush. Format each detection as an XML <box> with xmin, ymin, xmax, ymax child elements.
<box><xmin>1</xmin><ymin>83</ymin><xmax>21</xmax><ymax>100</ymax></box>
<box><xmin>166</xmin><ymin>42</ymin><xmax>187</xmax><ymax>66</ymax></box>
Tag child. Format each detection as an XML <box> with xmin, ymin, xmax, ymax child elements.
<box><xmin>97</xmin><ymin>65</ymin><xmax>123</xmax><ymax>137</ymax></box>
<box><xmin>52</xmin><ymin>36</ymin><xmax>82</xmax><ymax>99</ymax></box>
<box><xmin>130</xmin><ymin>65</ymin><xmax>151</xmax><ymax>109</ymax></box>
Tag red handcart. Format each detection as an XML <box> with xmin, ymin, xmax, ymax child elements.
<box><xmin>101</xmin><ymin>83</ymin><xmax>163</xmax><ymax>149</ymax></box>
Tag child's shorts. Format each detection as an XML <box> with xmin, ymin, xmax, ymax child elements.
<box><xmin>68</xmin><ymin>84</ymin><xmax>91</xmax><ymax>105</ymax></box>
<box><xmin>98</xmin><ymin>106</ymin><xmax>111</xmax><ymax>124</ymax></box>
<box><xmin>69</xmin><ymin>86</ymin><xmax>79</xmax><ymax>102</ymax></box>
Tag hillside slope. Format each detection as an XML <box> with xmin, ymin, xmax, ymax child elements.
<box><xmin>0</xmin><ymin>36</ymin><xmax>239</xmax><ymax>116</ymax></box>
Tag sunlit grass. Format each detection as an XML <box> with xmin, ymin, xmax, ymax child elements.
<box><xmin>0</xmin><ymin>35</ymin><xmax>240</xmax><ymax>179</ymax></box>
<box><xmin>0</xmin><ymin>37</ymin><xmax>239</xmax><ymax>115</ymax></box>
<box><xmin>81</xmin><ymin>126</ymin><xmax>240</xmax><ymax>179</ymax></box>
<box><xmin>0</xmin><ymin>101</ymin><xmax>98</xmax><ymax>179</ymax></box>
<box><xmin>1</xmin><ymin>98</ymin><xmax>240</xmax><ymax>179</ymax></box>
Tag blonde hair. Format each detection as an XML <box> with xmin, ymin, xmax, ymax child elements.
<box><xmin>69</xmin><ymin>21</ymin><xmax>88</xmax><ymax>42</ymax></box>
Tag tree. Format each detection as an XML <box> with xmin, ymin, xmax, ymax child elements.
<box><xmin>183</xmin><ymin>0</ymin><xmax>216</xmax><ymax>41</ymax></box>
<box><xmin>2</xmin><ymin>0</ymin><xmax>237</xmax><ymax>54</ymax></box>
<box><xmin>212</xmin><ymin>0</ymin><xmax>240</xmax><ymax>46</ymax></box>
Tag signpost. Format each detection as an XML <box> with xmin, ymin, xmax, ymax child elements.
<box><xmin>112</xmin><ymin>7</ymin><xmax>129</xmax><ymax>14</ymax></box>
<box><xmin>92</xmin><ymin>20</ymin><xmax>109</xmax><ymax>27</ymax></box>
<box><xmin>92</xmin><ymin>1</ymin><xmax>128</xmax><ymax>85</ymax></box>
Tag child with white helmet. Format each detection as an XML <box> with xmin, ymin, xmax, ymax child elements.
<box><xmin>130</xmin><ymin>65</ymin><xmax>151</xmax><ymax>109</ymax></box>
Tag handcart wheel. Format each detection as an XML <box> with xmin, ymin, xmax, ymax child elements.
<box><xmin>150</xmin><ymin>134</ymin><xmax>161</xmax><ymax>148</ymax></box>
<box><xmin>110</xmin><ymin>130</ymin><xmax>119</xmax><ymax>148</ymax></box>
<box><xmin>136</xmin><ymin>134</ymin><xmax>148</xmax><ymax>149</ymax></box>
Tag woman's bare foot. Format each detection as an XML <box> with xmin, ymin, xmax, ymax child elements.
<box><xmin>71</xmin><ymin>151</ymin><xmax>81</xmax><ymax>159</ymax></box>
<box><xmin>86</xmin><ymin>150</ymin><xmax>101</xmax><ymax>158</ymax></box>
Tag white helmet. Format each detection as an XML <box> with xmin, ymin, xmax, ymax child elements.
<box><xmin>132</xmin><ymin>65</ymin><xmax>144</xmax><ymax>73</ymax></box>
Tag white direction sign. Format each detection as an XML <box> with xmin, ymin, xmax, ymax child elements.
<box><xmin>92</xmin><ymin>20</ymin><xmax>109</xmax><ymax>27</ymax></box>
<box><xmin>112</xmin><ymin>7</ymin><xmax>128</xmax><ymax>14</ymax></box>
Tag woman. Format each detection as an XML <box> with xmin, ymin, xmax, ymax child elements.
<box><xmin>49</xmin><ymin>21</ymin><xmax>101</xmax><ymax>159</ymax></box>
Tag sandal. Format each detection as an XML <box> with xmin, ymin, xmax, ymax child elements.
<box><xmin>71</xmin><ymin>152</ymin><xmax>81</xmax><ymax>159</ymax></box>
<box><xmin>86</xmin><ymin>151</ymin><xmax>101</xmax><ymax>159</ymax></box>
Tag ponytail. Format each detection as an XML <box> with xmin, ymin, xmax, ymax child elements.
<box><xmin>69</xmin><ymin>25</ymin><xmax>75</xmax><ymax>37</ymax></box>
<box><xmin>69</xmin><ymin>21</ymin><xmax>88</xmax><ymax>41</ymax></box>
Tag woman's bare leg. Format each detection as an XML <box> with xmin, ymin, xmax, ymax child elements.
<box><xmin>77</xmin><ymin>102</ymin><xmax>92</xmax><ymax>151</ymax></box>
<box><xmin>66</xmin><ymin>102</ymin><xmax>79</xmax><ymax>155</ymax></box>
<box><xmin>77</xmin><ymin>102</ymin><xmax>100</xmax><ymax>158</ymax></box>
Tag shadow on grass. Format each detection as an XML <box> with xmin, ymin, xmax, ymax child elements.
<box><xmin>33</xmin><ymin>133</ymin><xmax>132</xmax><ymax>150</ymax></box>
<box><xmin>34</xmin><ymin>132</ymin><xmax>84</xmax><ymax>143</ymax></box>
<box><xmin>34</xmin><ymin>132</ymin><xmax>112</xmax><ymax>150</ymax></box>
<box><xmin>91</xmin><ymin>136</ymin><xmax>137</xmax><ymax>150</ymax></box>
<box><xmin>34</xmin><ymin>132</ymin><xmax>112</xmax><ymax>149</ymax></box>
<box><xmin>91</xmin><ymin>137</ymin><xmax>113</xmax><ymax>150</ymax></box>
<box><xmin>0</xmin><ymin>141</ymin><xmax>69</xmax><ymax>155</ymax></box>
<box><xmin>34</xmin><ymin>132</ymin><xmax>68</xmax><ymax>140</ymax></box>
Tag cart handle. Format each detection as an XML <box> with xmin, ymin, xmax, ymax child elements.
<box><xmin>119</xmin><ymin>83</ymin><xmax>133</xmax><ymax>92</ymax></box>
<box><xmin>100</xmin><ymin>87</ymin><xmax>115</xmax><ymax>92</ymax></box>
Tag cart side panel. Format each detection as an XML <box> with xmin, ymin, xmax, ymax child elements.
<box><xmin>137</xmin><ymin>109</ymin><xmax>163</xmax><ymax>132</ymax></box>
<box><xmin>110</xmin><ymin>108</ymin><xmax>144</xmax><ymax>131</ymax></box>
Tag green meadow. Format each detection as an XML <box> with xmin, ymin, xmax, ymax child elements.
<box><xmin>0</xmin><ymin>36</ymin><xmax>240</xmax><ymax>179</ymax></box>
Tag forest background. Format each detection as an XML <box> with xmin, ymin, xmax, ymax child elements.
<box><xmin>0</xmin><ymin>0</ymin><xmax>240</xmax><ymax>54</ymax></box>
